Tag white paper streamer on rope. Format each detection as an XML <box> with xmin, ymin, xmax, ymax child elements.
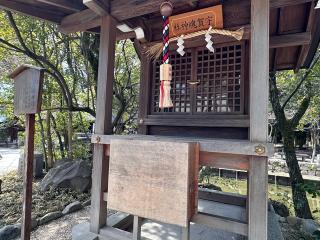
<box><xmin>205</xmin><ymin>26</ymin><xmax>215</xmax><ymax>53</ymax></box>
<box><xmin>177</xmin><ymin>35</ymin><xmax>185</xmax><ymax>56</ymax></box>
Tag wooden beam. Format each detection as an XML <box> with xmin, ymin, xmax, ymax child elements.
<box><xmin>36</xmin><ymin>0</ymin><xmax>84</xmax><ymax>12</ymax></box>
<box><xmin>137</xmin><ymin>44</ymin><xmax>151</xmax><ymax>134</ymax></box>
<box><xmin>0</xmin><ymin>0</ymin><xmax>63</xmax><ymax>23</ymax></box>
<box><xmin>198</xmin><ymin>189</ymin><xmax>247</xmax><ymax>207</ymax></box>
<box><xmin>90</xmin><ymin>15</ymin><xmax>116</xmax><ymax>234</ymax></box>
<box><xmin>192</xmin><ymin>213</ymin><xmax>248</xmax><ymax>236</ymax></box>
<box><xmin>116</xmin><ymin>31</ymin><xmax>136</xmax><ymax>41</ymax></box>
<box><xmin>83</xmin><ymin>0</ymin><xmax>110</xmax><ymax>16</ymax></box>
<box><xmin>249</xmin><ymin>0</ymin><xmax>269</xmax><ymax>239</ymax></box>
<box><xmin>110</xmin><ymin>0</ymin><xmax>193</xmax><ymax>21</ymax></box>
<box><xmin>91</xmin><ymin>134</ymin><xmax>274</xmax><ymax>157</ymax></box>
<box><xmin>200</xmin><ymin>152</ymin><xmax>249</xmax><ymax>171</ymax></box>
<box><xmin>270</xmin><ymin>32</ymin><xmax>311</xmax><ymax>48</ymax></box>
<box><xmin>0</xmin><ymin>0</ymin><xmax>314</xmax><ymax>27</ymax></box>
<box><xmin>58</xmin><ymin>9</ymin><xmax>101</xmax><ymax>34</ymax></box>
<box><xmin>272</xmin><ymin>8</ymin><xmax>282</xmax><ymax>71</ymax></box>
<box><xmin>270</xmin><ymin>0</ymin><xmax>313</xmax><ymax>8</ymax></box>
<box><xmin>295</xmin><ymin>2</ymin><xmax>316</xmax><ymax>71</ymax></box>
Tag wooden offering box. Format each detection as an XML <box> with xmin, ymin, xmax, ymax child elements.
<box><xmin>108</xmin><ymin>139</ymin><xmax>199</xmax><ymax>227</ymax></box>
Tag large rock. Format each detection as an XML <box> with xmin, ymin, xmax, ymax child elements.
<box><xmin>39</xmin><ymin>159</ymin><xmax>91</xmax><ymax>193</ymax></box>
<box><xmin>286</xmin><ymin>216</ymin><xmax>302</xmax><ymax>228</ymax></box>
<box><xmin>0</xmin><ymin>224</ymin><xmax>21</xmax><ymax>240</ymax></box>
<box><xmin>18</xmin><ymin>151</ymin><xmax>44</xmax><ymax>178</ymax></box>
<box><xmin>38</xmin><ymin>211</ymin><xmax>63</xmax><ymax>225</ymax></box>
<box><xmin>62</xmin><ymin>201</ymin><xmax>83</xmax><ymax>215</ymax></box>
<box><xmin>271</xmin><ymin>200</ymin><xmax>290</xmax><ymax>217</ymax></box>
<box><xmin>301</xmin><ymin>219</ymin><xmax>320</xmax><ymax>235</ymax></box>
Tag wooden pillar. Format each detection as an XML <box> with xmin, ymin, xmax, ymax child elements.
<box><xmin>21</xmin><ymin>114</ymin><xmax>36</xmax><ymax>240</ymax></box>
<box><xmin>248</xmin><ymin>0</ymin><xmax>269</xmax><ymax>239</ymax></box>
<box><xmin>137</xmin><ymin>49</ymin><xmax>151</xmax><ymax>135</ymax></box>
<box><xmin>90</xmin><ymin>15</ymin><xmax>117</xmax><ymax>234</ymax></box>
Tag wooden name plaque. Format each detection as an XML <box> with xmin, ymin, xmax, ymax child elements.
<box><xmin>9</xmin><ymin>65</ymin><xmax>44</xmax><ymax>115</ymax></box>
<box><xmin>108</xmin><ymin>139</ymin><xmax>199</xmax><ymax>227</ymax></box>
<box><xmin>169</xmin><ymin>5</ymin><xmax>224</xmax><ymax>38</ymax></box>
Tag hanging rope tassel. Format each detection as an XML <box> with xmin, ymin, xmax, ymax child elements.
<box><xmin>159</xmin><ymin>2</ymin><xmax>173</xmax><ymax>109</ymax></box>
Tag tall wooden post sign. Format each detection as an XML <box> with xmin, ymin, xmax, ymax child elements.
<box><xmin>9</xmin><ymin>65</ymin><xmax>44</xmax><ymax>240</ymax></box>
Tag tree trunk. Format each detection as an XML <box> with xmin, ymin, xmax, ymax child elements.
<box><xmin>311</xmin><ymin>128</ymin><xmax>317</xmax><ymax>162</ymax></box>
<box><xmin>283</xmin><ymin>132</ymin><xmax>313</xmax><ymax>219</ymax></box>
<box><xmin>50</xmin><ymin>114</ymin><xmax>65</xmax><ymax>159</ymax></box>
<box><xmin>67</xmin><ymin>111</ymin><xmax>73</xmax><ymax>159</ymax></box>
<box><xmin>37</xmin><ymin>113</ymin><xmax>48</xmax><ymax>164</ymax></box>
<box><xmin>46</xmin><ymin>110</ymin><xmax>54</xmax><ymax>169</ymax></box>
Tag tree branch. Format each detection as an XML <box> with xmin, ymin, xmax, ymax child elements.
<box><xmin>269</xmin><ymin>72</ymin><xmax>287</xmax><ymax>130</ymax></box>
<box><xmin>290</xmin><ymin>96</ymin><xmax>311</xmax><ymax>128</ymax></box>
<box><xmin>282</xmin><ymin>53</ymin><xmax>320</xmax><ymax>110</ymax></box>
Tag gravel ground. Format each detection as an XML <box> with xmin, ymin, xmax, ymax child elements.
<box><xmin>15</xmin><ymin>207</ymin><xmax>91</xmax><ymax>240</ymax></box>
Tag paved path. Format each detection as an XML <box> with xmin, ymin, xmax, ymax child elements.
<box><xmin>0</xmin><ymin>147</ymin><xmax>20</xmax><ymax>176</ymax></box>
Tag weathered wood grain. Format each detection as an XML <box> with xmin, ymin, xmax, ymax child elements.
<box><xmin>270</xmin><ymin>0</ymin><xmax>313</xmax><ymax>8</ymax></box>
<box><xmin>21</xmin><ymin>114</ymin><xmax>35</xmax><ymax>240</ymax></box>
<box><xmin>295</xmin><ymin>1</ymin><xmax>316</xmax><ymax>71</ymax></box>
<box><xmin>248</xmin><ymin>156</ymin><xmax>268</xmax><ymax>240</ymax></box>
<box><xmin>90</xmin><ymin>15</ymin><xmax>116</xmax><ymax>234</ymax></box>
<box><xmin>270</xmin><ymin>32</ymin><xmax>311</xmax><ymax>48</ymax></box>
<box><xmin>0</xmin><ymin>0</ymin><xmax>65</xmax><ymax>23</ymax></box>
<box><xmin>108</xmin><ymin>139</ymin><xmax>199</xmax><ymax>227</ymax></box>
<box><xmin>58</xmin><ymin>8</ymin><xmax>101</xmax><ymax>34</ymax></box>
<box><xmin>83</xmin><ymin>0</ymin><xmax>109</xmax><ymax>16</ymax></box>
<box><xmin>200</xmin><ymin>152</ymin><xmax>249</xmax><ymax>171</ymax></box>
<box><xmin>10</xmin><ymin>66</ymin><xmax>44</xmax><ymax>115</ymax></box>
<box><xmin>248</xmin><ymin>0</ymin><xmax>269</xmax><ymax>239</ymax></box>
<box><xmin>111</xmin><ymin>0</ymin><xmax>192</xmax><ymax>21</ymax></box>
<box><xmin>198</xmin><ymin>189</ymin><xmax>247</xmax><ymax>207</ymax></box>
<box><xmin>91</xmin><ymin>134</ymin><xmax>274</xmax><ymax>157</ymax></box>
<box><xmin>36</xmin><ymin>0</ymin><xmax>84</xmax><ymax>12</ymax></box>
<box><xmin>137</xmin><ymin>50</ymin><xmax>151</xmax><ymax>135</ymax></box>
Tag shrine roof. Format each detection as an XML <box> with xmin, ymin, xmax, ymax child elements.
<box><xmin>0</xmin><ymin>0</ymin><xmax>319</xmax><ymax>71</ymax></box>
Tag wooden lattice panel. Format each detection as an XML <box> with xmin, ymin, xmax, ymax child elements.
<box><xmin>108</xmin><ymin>139</ymin><xmax>199</xmax><ymax>227</ymax></box>
<box><xmin>152</xmin><ymin>50</ymin><xmax>192</xmax><ymax>113</ymax></box>
<box><xmin>196</xmin><ymin>43</ymin><xmax>244</xmax><ymax>113</ymax></box>
<box><xmin>151</xmin><ymin>42</ymin><xmax>245</xmax><ymax>115</ymax></box>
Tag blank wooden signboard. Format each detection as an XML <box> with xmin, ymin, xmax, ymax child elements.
<box><xmin>108</xmin><ymin>139</ymin><xmax>199</xmax><ymax>227</ymax></box>
<box><xmin>11</xmin><ymin>66</ymin><xmax>44</xmax><ymax>115</ymax></box>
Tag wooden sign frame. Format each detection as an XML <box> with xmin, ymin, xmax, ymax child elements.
<box><xmin>9</xmin><ymin>64</ymin><xmax>44</xmax><ymax>240</ymax></box>
<box><xmin>9</xmin><ymin>64</ymin><xmax>44</xmax><ymax>115</ymax></box>
<box><xmin>169</xmin><ymin>5</ymin><xmax>224</xmax><ymax>38</ymax></box>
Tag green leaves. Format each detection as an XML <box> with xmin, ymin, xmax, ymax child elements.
<box><xmin>0</xmin><ymin>10</ymin><xmax>140</xmax><ymax>162</ymax></box>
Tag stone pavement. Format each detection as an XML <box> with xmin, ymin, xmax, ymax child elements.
<box><xmin>0</xmin><ymin>147</ymin><xmax>20</xmax><ymax>176</ymax></box>
<box><xmin>73</xmin><ymin>199</ymin><xmax>284</xmax><ymax>240</ymax></box>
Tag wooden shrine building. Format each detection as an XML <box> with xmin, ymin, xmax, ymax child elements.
<box><xmin>1</xmin><ymin>0</ymin><xmax>320</xmax><ymax>240</ymax></box>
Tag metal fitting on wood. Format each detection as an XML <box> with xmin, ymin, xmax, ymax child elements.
<box><xmin>254</xmin><ymin>144</ymin><xmax>266</xmax><ymax>155</ymax></box>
